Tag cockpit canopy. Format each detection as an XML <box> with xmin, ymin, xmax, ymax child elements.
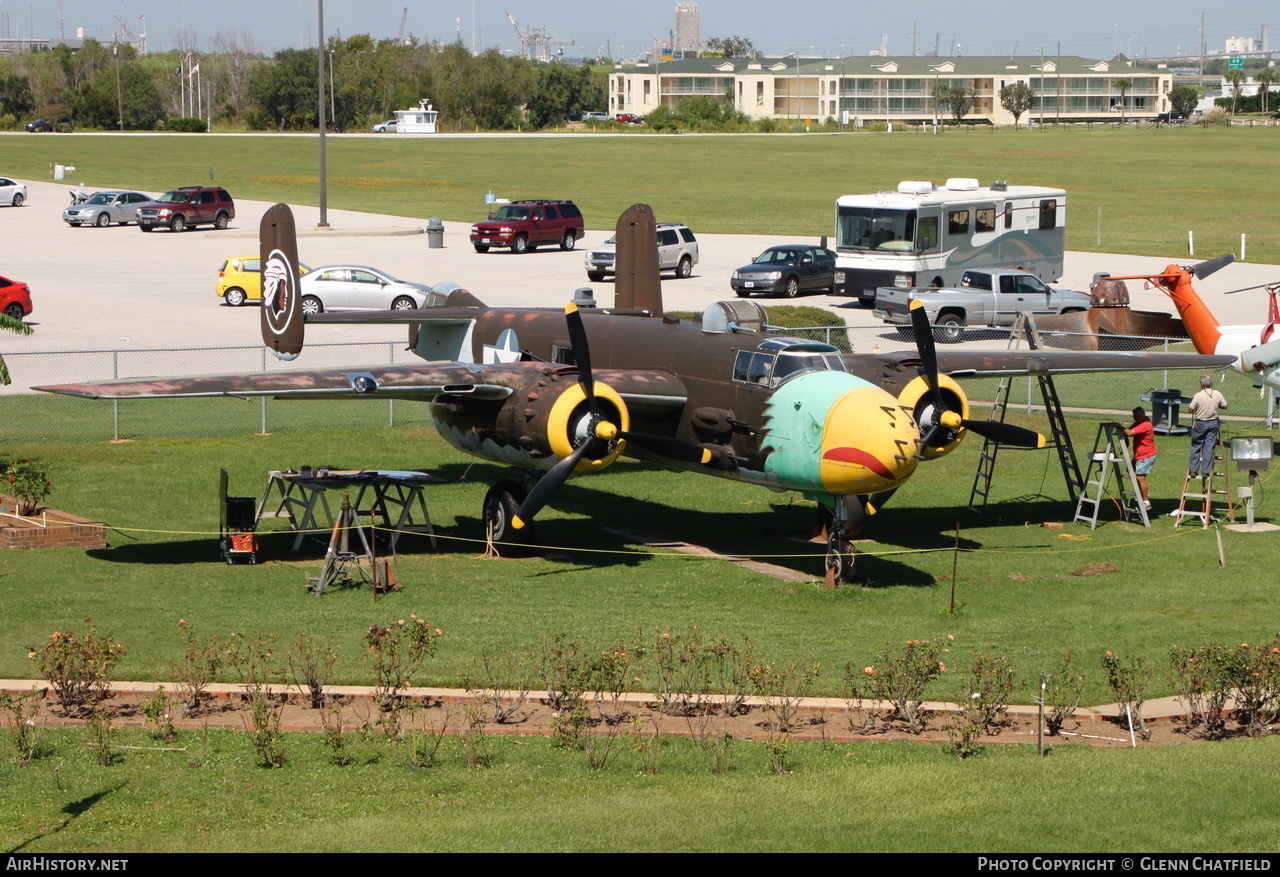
<box><xmin>733</xmin><ymin>338</ymin><xmax>846</xmax><ymax>387</ymax></box>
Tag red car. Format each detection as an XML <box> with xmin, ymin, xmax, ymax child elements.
<box><xmin>0</xmin><ymin>275</ymin><xmax>33</xmax><ymax>320</ymax></box>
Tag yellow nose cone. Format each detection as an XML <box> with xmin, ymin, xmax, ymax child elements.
<box><xmin>818</xmin><ymin>387</ymin><xmax>918</xmax><ymax>494</ymax></box>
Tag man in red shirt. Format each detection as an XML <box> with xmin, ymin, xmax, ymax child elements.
<box><xmin>1124</xmin><ymin>406</ymin><xmax>1156</xmax><ymax>510</ymax></box>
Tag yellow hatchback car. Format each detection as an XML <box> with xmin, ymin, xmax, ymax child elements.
<box><xmin>216</xmin><ymin>255</ymin><xmax>311</xmax><ymax>306</ymax></box>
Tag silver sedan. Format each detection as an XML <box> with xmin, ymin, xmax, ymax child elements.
<box><xmin>63</xmin><ymin>190</ymin><xmax>151</xmax><ymax>227</ymax></box>
<box><xmin>297</xmin><ymin>265</ymin><xmax>432</xmax><ymax>313</ymax></box>
<box><xmin>0</xmin><ymin>177</ymin><xmax>27</xmax><ymax>207</ymax></box>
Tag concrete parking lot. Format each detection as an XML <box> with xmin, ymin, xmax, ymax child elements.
<box><xmin>3</xmin><ymin>176</ymin><xmax>1276</xmax><ymax>375</ymax></box>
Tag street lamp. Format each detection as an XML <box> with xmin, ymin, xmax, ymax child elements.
<box><xmin>317</xmin><ymin>0</ymin><xmax>329</xmax><ymax>229</ymax></box>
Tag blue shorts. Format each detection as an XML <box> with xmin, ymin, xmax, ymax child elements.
<box><xmin>1135</xmin><ymin>455</ymin><xmax>1156</xmax><ymax>476</ymax></box>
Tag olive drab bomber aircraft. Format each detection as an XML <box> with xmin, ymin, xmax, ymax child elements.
<box><xmin>37</xmin><ymin>204</ymin><xmax>1235</xmax><ymax>583</ymax></box>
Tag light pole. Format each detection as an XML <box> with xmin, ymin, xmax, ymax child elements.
<box><xmin>317</xmin><ymin>0</ymin><xmax>329</xmax><ymax>228</ymax></box>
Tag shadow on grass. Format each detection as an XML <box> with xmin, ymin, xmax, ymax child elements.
<box><xmin>6</xmin><ymin>783</ymin><xmax>125</xmax><ymax>854</ymax></box>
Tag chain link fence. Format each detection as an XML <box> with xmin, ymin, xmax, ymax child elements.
<box><xmin>1</xmin><ymin>329</ymin><xmax>1273</xmax><ymax>445</ymax></box>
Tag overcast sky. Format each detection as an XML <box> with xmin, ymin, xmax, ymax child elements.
<box><xmin>23</xmin><ymin>1</ymin><xmax>1279</xmax><ymax>61</ymax></box>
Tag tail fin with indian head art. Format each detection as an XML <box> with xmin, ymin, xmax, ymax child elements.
<box><xmin>259</xmin><ymin>203</ymin><xmax>305</xmax><ymax>361</ymax></box>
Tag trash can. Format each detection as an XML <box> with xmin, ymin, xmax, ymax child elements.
<box><xmin>426</xmin><ymin>217</ymin><xmax>444</xmax><ymax>249</ymax></box>
<box><xmin>1141</xmin><ymin>389</ymin><xmax>1191</xmax><ymax>436</ymax></box>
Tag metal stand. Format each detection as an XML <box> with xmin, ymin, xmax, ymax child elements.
<box><xmin>307</xmin><ymin>492</ymin><xmax>399</xmax><ymax>595</ymax></box>
<box><xmin>219</xmin><ymin>468</ymin><xmax>258</xmax><ymax>564</ymax></box>
<box><xmin>1073</xmin><ymin>423</ymin><xmax>1150</xmax><ymax>528</ymax></box>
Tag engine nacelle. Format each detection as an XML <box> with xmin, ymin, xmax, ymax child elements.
<box><xmin>896</xmin><ymin>373</ymin><xmax>970</xmax><ymax>460</ymax></box>
<box><xmin>430</xmin><ymin>367</ymin><xmax>630</xmax><ymax>474</ymax></box>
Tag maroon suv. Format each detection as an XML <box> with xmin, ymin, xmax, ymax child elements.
<box><xmin>136</xmin><ymin>186</ymin><xmax>235</xmax><ymax>232</ymax></box>
<box><xmin>470</xmin><ymin>200</ymin><xmax>584</xmax><ymax>254</ymax></box>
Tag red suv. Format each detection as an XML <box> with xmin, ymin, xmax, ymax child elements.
<box><xmin>136</xmin><ymin>186</ymin><xmax>235</xmax><ymax>232</ymax></box>
<box><xmin>470</xmin><ymin>200</ymin><xmax>584</xmax><ymax>254</ymax></box>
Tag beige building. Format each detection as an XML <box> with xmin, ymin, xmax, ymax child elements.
<box><xmin>609</xmin><ymin>55</ymin><xmax>1173</xmax><ymax>125</ymax></box>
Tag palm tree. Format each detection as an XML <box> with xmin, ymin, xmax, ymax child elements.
<box><xmin>1223</xmin><ymin>69</ymin><xmax>1247</xmax><ymax>114</ymax></box>
<box><xmin>1113</xmin><ymin>77</ymin><xmax>1132</xmax><ymax>124</ymax></box>
<box><xmin>0</xmin><ymin>313</ymin><xmax>32</xmax><ymax>386</ymax></box>
<box><xmin>1255</xmin><ymin>67</ymin><xmax>1278</xmax><ymax>116</ymax></box>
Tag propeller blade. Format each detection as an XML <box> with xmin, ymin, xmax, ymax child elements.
<box><xmin>960</xmin><ymin>418</ymin><xmax>1046</xmax><ymax>448</ymax></box>
<box><xmin>619</xmin><ymin>431</ymin><xmax>714</xmax><ymax>465</ymax></box>
<box><xmin>1192</xmin><ymin>253</ymin><xmax>1235</xmax><ymax>280</ymax></box>
<box><xmin>512</xmin><ymin>441</ymin><xmax>592</xmax><ymax>530</ymax></box>
<box><xmin>908</xmin><ymin>300</ymin><xmax>939</xmax><ymax>390</ymax></box>
<box><xmin>564</xmin><ymin>302</ymin><xmax>594</xmax><ymax>404</ymax></box>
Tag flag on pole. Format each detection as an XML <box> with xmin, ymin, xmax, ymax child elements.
<box><xmin>188</xmin><ymin>63</ymin><xmax>200</xmax><ymax>79</ymax></box>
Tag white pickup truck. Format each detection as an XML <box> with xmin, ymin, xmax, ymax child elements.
<box><xmin>872</xmin><ymin>269</ymin><xmax>1091</xmax><ymax>342</ymax></box>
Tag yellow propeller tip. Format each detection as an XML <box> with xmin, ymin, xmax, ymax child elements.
<box><xmin>909</xmin><ymin>299</ymin><xmax>924</xmax><ymax>311</ymax></box>
<box><xmin>565</xmin><ymin>302</ymin><xmax>579</xmax><ymax>316</ymax></box>
<box><xmin>699</xmin><ymin>449</ymin><xmax>712</xmax><ymax>464</ymax></box>
<box><xmin>511</xmin><ymin>517</ymin><xmax>527</xmax><ymax>530</ymax></box>
<box><xmin>1036</xmin><ymin>434</ymin><xmax>1047</xmax><ymax>449</ymax></box>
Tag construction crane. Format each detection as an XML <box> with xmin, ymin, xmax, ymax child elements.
<box><xmin>396</xmin><ymin>7</ymin><xmax>408</xmax><ymax>45</ymax></box>
<box><xmin>506</xmin><ymin>11</ymin><xmax>574</xmax><ymax>62</ymax></box>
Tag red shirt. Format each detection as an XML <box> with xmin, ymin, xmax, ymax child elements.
<box><xmin>1129</xmin><ymin>420</ymin><xmax>1155</xmax><ymax>460</ymax></box>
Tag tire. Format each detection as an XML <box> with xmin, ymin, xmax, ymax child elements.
<box><xmin>301</xmin><ymin>295</ymin><xmax>323</xmax><ymax>315</ymax></box>
<box><xmin>11</xmin><ymin>193</ymin><xmax>23</xmax><ymax>207</ymax></box>
<box><xmin>559</xmin><ymin>232</ymin><xmax>576</xmax><ymax>251</ymax></box>
<box><xmin>4</xmin><ymin>303</ymin><xmax>23</xmax><ymax>320</ymax></box>
<box><xmin>858</xmin><ymin>296</ymin><xmax>875</xmax><ymax>308</ymax></box>
<box><xmin>169</xmin><ymin>214</ymin><xmax>187</xmax><ymax>232</ymax></box>
<box><xmin>587</xmin><ymin>272</ymin><xmax>605</xmax><ymax>283</ymax></box>
<box><xmin>676</xmin><ymin>255</ymin><xmax>693</xmax><ymax>278</ymax></box>
<box><xmin>512</xmin><ymin>234</ymin><xmax>529</xmax><ymax>254</ymax></box>
<box><xmin>824</xmin><ymin>534</ymin><xmax>858</xmax><ymax>586</ymax></box>
<box><xmin>782</xmin><ymin>276</ymin><xmax>800</xmax><ymax>298</ymax></box>
<box><xmin>139</xmin><ymin>225</ymin><xmax>153</xmax><ymax>232</ymax></box>
<box><xmin>224</xmin><ymin>288</ymin><xmax>247</xmax><ymax>307</ymax></box>
<box><xmin>95</xmin><ymin>212</ymin><xmax>111</xmax><ymax>227</ymax></box>
<box><xmin>390</xmin><ymin>296</ymin><xmax>417</xmax><ymax>311</ymax></box>
<box><xmin>473</xmin><ymin>244</ymin><xmax>490</xmax><ymax>253</ymax></box>
<box><xmin>735</xmin><ymin>290</ymin><xmax>752</xmax><ymax>298</ymax></box>
<box><xmin>933</xmin><ymin>314</ymin><xmax>964</xmax><ymax>344</ymax></box>
<box><xmin>213</xmin><ymin>212</ymin><xmax>229</xmax><ymax>230</ymax></box>
<box><xmin>483</xmin><ymin>481</ymin><xmax>534</xmax><ymax>556</ymax></box>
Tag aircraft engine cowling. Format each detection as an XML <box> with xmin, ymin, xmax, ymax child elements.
<box><xmin>541</xmin><ymin>377</ymin><xmax>631</xmax><ymax>474</ymax></box>
<box><xmin>896</xmin><ymin>373</ymin><xmax>970</xmax><ymax>460</ymax></box>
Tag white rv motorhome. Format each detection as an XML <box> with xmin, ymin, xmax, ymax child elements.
<box><xmin>833</xmin><ymin>178</ymin><xmax>1066</xmax><ymax>306</ymax></box>
<box><xmin>393</xmin><ymin>99</ymin><xmax>439</xmax><ymax>133</ymax></box>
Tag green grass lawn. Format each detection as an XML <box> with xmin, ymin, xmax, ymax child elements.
<box><xmin>2</xmin><ymin>410</ymin><xmax>1277</xmax><ymax>708</ymax></box>
<box><xmin>2</xmin><ymin>727</ymin><xmax>1278</xmax><ymax>852</ymax></box>
<box><xmin>4</xmin><ymin>127</ymin><xmax>1278</xmax><ymax>262</ymax></box>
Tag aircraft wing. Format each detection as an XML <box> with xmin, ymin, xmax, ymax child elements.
<box><xmin>33</xmin><ymin>362</ymin><xmax>690</xmax><ymax>410</ymax></box>
<box><xmin>862</xmin><ymin>349</ymin><xmax>1238</xmax><ymax>377</ymax></box>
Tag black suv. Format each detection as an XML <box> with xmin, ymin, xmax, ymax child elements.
<box><xmin>470</xmin><ymin>200</ymin><xmax>585</xmax><ymax>253</ymax></box>
<box><xmin>136</xmin><ymin>186</ymin><xmax>235</xmax><ymax>232</ymax></box>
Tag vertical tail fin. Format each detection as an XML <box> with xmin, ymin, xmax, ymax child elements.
<box><xmin>259</xmin><ymin>203</ymin><xmax>305</xmax><ymax>360</ymax></box>
<box><xmin>1155</xmin><ymin>263</ymin><xmax>1222</xmax><ymax>355</ymax></box>
<box><xmin>612</xmin><ymin>203</ymin><xmax>663</xmax><ymax>313</ymax></box>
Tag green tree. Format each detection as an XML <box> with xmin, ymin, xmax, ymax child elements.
<box><xmin>245</xmin><ymin>48</ymin><xmax>319</xmax><ymax>130</ymax></box>
<box><xmin>0</xmin><ymin>69</ymin><xmax>35</xmax><ymax>118</ymax></box>
<box><xmin>1112</xmin><ymin>77</ymin><xmax>1131</xmax><ymax>123</ymax></box>
<box><xmin>0</xmin><ymin>312</ymin><xmax>33</xmax><ymax>386</ymax></box>
<box><xmin>69</xmin><ymin>60</ymin><xmax>164</xmax><ymax>129</ymax></box>
<box><xmin>936</xmin><ymin>84</ymin><xmax>975</xmax><ymax>124</ymax></box>
<box><xmin>702</xmin><ymin>36</ymin><xmax>756</xmax><ymax>59</ymax></box>
<box><xmin>525</xmin><ymin>62</ymin><xmax>603</xmax><ymax>128</ymax></box>
<box><xmin>1222</xmin><ymin>69</ymin><xmax>1246</xmax><ymax>114</ymax></box>
<box><xmin>998</xmin><ymin>81</ymin><xmax>1035</xmax><ymax>127</ymax></box>
<box><xmin>1168</xmin><ymin>83</ymin><xmax>1200</xmax><ymax>118</ymax></box>
<box><xmin>1254</xmin><ymin>67</ymin><xmax>1278</xmax><ymax>115</ymax></box>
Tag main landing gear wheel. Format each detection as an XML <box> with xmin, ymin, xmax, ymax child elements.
<box><xmin>824</xmin><ymin>533</ymin><xmax>857</xmax><ymax>587</ymax></box>
<box><xmin>483</xmin><ymin>481</ymin><xmax>534</xmax><ymax>557</ymax></box>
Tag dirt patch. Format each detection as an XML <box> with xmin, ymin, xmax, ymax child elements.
<box><xmin>2</xmin><ymin>685</ymin><xmax>1204</xmax><ymax>749</ymax></box>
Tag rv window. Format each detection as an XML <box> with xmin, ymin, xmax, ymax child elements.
<box><xmin>836</xmin><ymin>206</ymin><xmax>916</xmax><ymax>251</ymax></box>
<box><xmin>1003</xmin><ymin>203</ymin><xmax>1013</xmax><ymax>229</ymax></box>
<box><xmin>947</xmin><ymin>210</ymin><xmax>970</xmax><ymax>235</ymax></box>
<box><xmin>975</xmin><ymin>208</ymin><xmax>996</xmax><ymax>233</ymax></box>
<box><xmin>916</xmin><ymin>216</ymin><xmax>938</xmax><ymax>250</ymax></box>
<box><xmin>1038</xmin><ymin>199</ymin><xmax>1057</xmax><ymax>231</ymax></box>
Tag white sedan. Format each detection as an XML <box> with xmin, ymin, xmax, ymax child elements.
<box><xmin>0</xmin><ymin>177</ymin><xmax>27</xmax><ymax>207</ymax></box>
<box><xmin>298</xmin><ymin>266</ymin><xmax>432</xmax><ymax>313</ymax></box>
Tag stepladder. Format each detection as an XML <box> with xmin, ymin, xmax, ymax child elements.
<box><xmin>1074</xmin><ymin>423</ymin><xmax>1150</xmax><ymax>528</ymax></box>
<box><xmin>1175</xmin><ymin>434</ymin><xmax>1236</xmax><ymax>527</ymax></box>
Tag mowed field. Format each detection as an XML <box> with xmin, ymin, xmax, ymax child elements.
<box><xmin>3</xmin><ymin>125</ymin><xmax>1279</xmax><ymax>262</ymax></box>
<box><xmin>4</xmin><ymin>129</ymin><xmax>1280</xmax><ymax>853</ymax></box>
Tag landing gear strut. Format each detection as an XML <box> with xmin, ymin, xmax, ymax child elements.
<box><xmin>483</xmin><ymin>480</ymin><xmax>534</xmax><ymax>557</ymax></box>
<box><xmin>819</xmin><ymin>497</ymin><xmax>861</xmax><ymax>587</ymax></box>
